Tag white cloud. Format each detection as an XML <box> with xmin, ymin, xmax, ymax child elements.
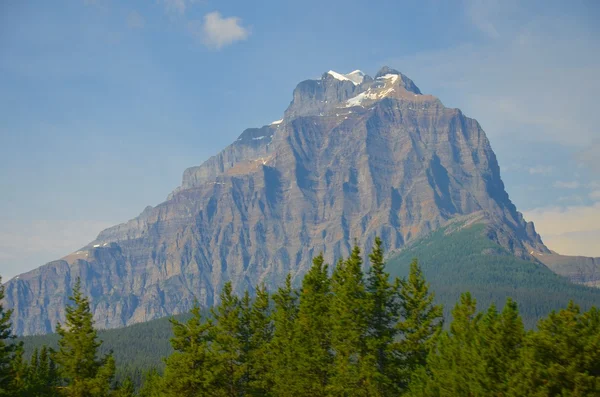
<box><xmin>158</xmin><ymin>0</ymin><xmax>204</xmax><ymax>15</ymax></box>
<box><xmin>528</xmin><ymin>165</ymin><xmax>554</xmax><ymax>175</ymax></box>
<box><xmin>464</xmin><ymin>0</ymin><xmax>507</xmax><ymax>38</ymax></box>
<box><xmin>590</xmin><ymin>190</ymin><xmax>600</xmax><ymax>201</ymax></box>
<box><xmin>390</xmin><ymin>12</ymin><xmax>600</xmax><ymax>150</ymax></box>
<box><xmin>195</xmin><ymin>11</ymin><xmax>250</xmax><ymax>49</ymax></box>
<box><xmin>127</xmin><ymin>11</ymin><xmax>145</xmax><ymax>29</ymax></box>
<box><xmin>524</xmin><ymin>203</ymin><xmax>600</xmax><ymax>257</ymax></box>
<box><xmin>160</xmin><ymin>0</ymin><xmax>187</xmax><ymax>15</ymax></box>
<box><xmin>553</xmin><ymin>181</ymin><xmax>580</xmax><ymax>189</ymax></box>
<box><xmin>579</xmin><ymin>142</ymin><xmax>600</xmax><ymax>174</ymax></box>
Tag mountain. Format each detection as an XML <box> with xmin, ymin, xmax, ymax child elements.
<box><xmin>3</xmin><ymin>67</ymin><xmax>597</xmax><ymax>335</ymax></box>
<box><xmin>17</xmin><ymin>223</ymin><xmax>600</xmax><ymax>383</ymax></box>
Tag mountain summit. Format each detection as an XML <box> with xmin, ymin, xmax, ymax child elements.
<box><xmin>4</xmin><ymin>68</ymin><xmax>592</xmax><ymax>335</ymax></box>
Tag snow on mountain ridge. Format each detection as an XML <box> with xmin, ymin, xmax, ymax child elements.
<box><xmin>327</xmin><ymin>70</ymin><xmax>365</xmax><ymax>85</ymax></box>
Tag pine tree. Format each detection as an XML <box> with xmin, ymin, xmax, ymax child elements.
<box><xmin>329</xmin><ymin>245</ymin><xmax>372</xmax><ymax>396</ymax></box>
<box><xmin>137</xmin><ymin>369</ymin><xmax>163</xmax><ymax>397</ymax></box>
<box><xmin>7</xmin><ymin>344</ymin><xmax>26</xmax><ymax>397</ymax></box>
<box><xmin>163</xmin><ymin>304</ymin><xmax>215</xmax><ymax>396</ymax></box>
<box><xmin>408</xmin><ymin>292</ymin><xmax>485</xmax><ymax>396</ymax></box>
<box><xmin>294</xmin><ymin>254</ymin><xmax>333</xmax><ymax>397</ymax></box>
<box><xmin>365</xmin><ymin>237</ymin><xmax>401</xmax><ymax>396</ymax></box>
<box><xmin>396</xmin><ymin>259</ymin><xmax>443</xmax><ymax>390</ymax></box>
<box><xmin>54</xmin><ymin>278</ymin><xmax>115</xmax><ymax>397</ymax></box>
<box><xmin>16</xmin><ymin>345</ymin><xmax>60</xmax><ymax>397</ymax></box>
<box><xmin>508</xmin><ymin>302</ymin><xmax>600</xmax><ymax>395</ymax></box>
<box><xmin>269</xmin><ymin>275</ymin><xmax>300</xmax><ymax>397</ymax></box>
<box><xmin>246</xmin><ymin>285</ymin><xmax>273</xmax><ymax>396</ymax></box>
<box><xmin>478</xmin><ymin>299</ymin><xmax>524</xmax><ymax>394</ymax></box>
<box><xmin>112</xmin><ymin>377</ymin><xmax>135</xmax><ymax>397</ymax></box>
<box><xmin>0</xmin><ymin>277</ymin><xmax>20</xmax><ymax>397</ymax></box>
<box><xmin>211</xmin><ymin>281</ymin><xmax>244</xmax><ymax>397</ymax></box>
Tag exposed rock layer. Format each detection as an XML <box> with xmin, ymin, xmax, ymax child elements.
<box><xmin>4</xmin><ymin>67</ymin><xmax>553</xmax><ymax>335</ymax></box>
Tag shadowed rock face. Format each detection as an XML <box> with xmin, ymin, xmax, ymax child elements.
<box><xmin>3</xmin><ymin>67</ymin><xmax>550</xmax><ymax>335</ymax></box>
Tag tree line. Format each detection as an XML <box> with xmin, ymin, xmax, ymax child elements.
<box><xmin>1</xmin><ymin>237</ymin><xmax>599</xmax><ymax>396</ymax></box>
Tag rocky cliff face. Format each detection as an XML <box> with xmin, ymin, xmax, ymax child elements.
<box><xmin>3</xmin><ymin>67</ymin><xmax>550</xmax><ymax>335</ymax></box>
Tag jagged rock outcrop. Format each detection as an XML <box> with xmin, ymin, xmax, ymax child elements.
<box><xmin>3</xmin><ymin>67</ymin><xmax>552</xmax><ymax>335</ymax></box>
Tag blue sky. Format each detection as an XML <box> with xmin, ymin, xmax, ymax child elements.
<box><xmin>1</xmin><ymin>0</ymin><xmax>599</xmax><ymax>280</ymax></box>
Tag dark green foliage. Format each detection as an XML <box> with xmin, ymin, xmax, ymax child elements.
<box><xmin>269</xmin><ymin>275</ymin><xmax>299</xmax><ymax>397</ymax></box>
<box><xmin>245</xmin><ymin>285</ymin><xmax>273</xmax><ymax>396</ymax></box>
<box><xmin>10</xmin><ymin>234</ymin><xmax>600</xmax><ymax>396</ymax></box>
<box><xmin>16</xmin><ymin>346</ymin><xmax>60</xmax><ymax>396</ymax></box>
<box><xmin>329</xmin><ymin>246</ymin><xmax>371</xmax><ymax>396</ymax></box>
<box><xmin>19</xmin><ymin>312</ymin><xmax>189</xmax><ymax>387</ymax></box>
<box><xmin>395</xmin><ymin>258</ymin><xmax>443</xmax><ymax>391</ymax></box>
<box><xmin>364</xmin><ymin>237</ymin><xmax>402</xmax><ymax>396</ymax></box>
<box><xmin>387</xmin><ymin>224</ymin><xmax>600</xmax><ymax>328</ymax></box>
<box><xmin>54</xmin><ymin>278</ymin><xmax>116</xmax><ymax>396</ymax></box>
<box><xmin>508</xmin><ymin>302</ymin><xmax>600</xmax><ymax>396</ymax></box>
<box><xmin>0</xmin><ymin>277</ymin><xmax>20</xmax><ymax>396</ymax></box>
<box><xmin>293</xmin><ymin>254</ymin><xmax>333</xmax><ymax>396</ymax></box>
<box><xmin>162</xmin><ymin>304</ymin><xmax>215</xmax><ymax>396</ymax></box>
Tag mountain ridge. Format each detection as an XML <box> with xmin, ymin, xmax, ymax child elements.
<box><xmin>3</xmin><ymin>66</ymin><xmax>593</xmax><ymax>335</ymax></box>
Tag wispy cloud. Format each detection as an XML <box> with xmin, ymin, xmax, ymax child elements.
<box><xmin>590</xmin><ymin>190</ymin><xmax>600</xmax><ymax>201</ymax></box>
<box><xmin>391</xmin><ymin>11</ymin><xmax>600</xmax><ymax>150</ymax></box>
<box><xmin>579</xmin><ymin>141</ymin><xmax>600</xmax><ymax>174</ymax></box>
<box><xmin>553</xmin><ymin>180</ymin><xmax>580</xmax><ymax>189</ymax></box>
<box><xmin>524</xmin><ymin>203</ymin><xmax>600</xmax><ymax>257</ymax></box>
<box><xmin>160</xmin><ymin>0</ymin><xmax>187</xmax><ymax>15</ymax></box>
<box><xmin>159</xmin><ymin>0</ymin><xmax>203</xmax><ymax>15</ymax></box>
<box><xmin>464</xmin><ymin>0</ymin><xmax>504</xmax><ymax>38</ymax></box>
<box><xmin>190</xmin><ymin>11</ymin><xmax>250</xmax><ymax>50</ymax></box>
<box><xmin>127</xmin><ymin>11</ymin><xmax>145</xmax><ymax>29</ymax></box>
<box><xmin>528</xmin><ymin>165</ymin><xmax>554</xmax><ymax>175</ymax></box>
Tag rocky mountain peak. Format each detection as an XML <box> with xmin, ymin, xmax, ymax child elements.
<box><xmin>375</xmin><ymin>66</ymin><xmax>422</xmax><ymax>95</ymax></box>
<box><xmin>285</xmin><ymin>67</ymin><xmax>425</xmax><ymax>119</ymax></box>
<box><xmin>3</xmin><ymin>66</ymin><xmax>557</xmax><ymax>335</ymax></box>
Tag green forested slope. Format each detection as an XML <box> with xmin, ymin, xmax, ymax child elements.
<box><xmin>386</xmin><ymin>223</ymin><xmax>600</xmax><ymax>328</ymax></box>
<box><xmin>18</xmin><ymin>313</ymin><xmax>190</xmax><ymax>383</ymax></box>
<box><xmin>18</xmin><ymin>224</ymin><xmax>600</xmax><ymax>381</ymax></box>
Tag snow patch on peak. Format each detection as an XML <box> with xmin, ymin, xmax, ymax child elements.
<box><xmin>376</xmin><ymin>74</ymin><xmax>399</xmax><ymax>84</ymax></box>
<box><xmin>327</xmin><ymin>70</ymin><xmax>365</xmax><ymax>85</ymax></box>
<box><xmin>345</xmin><ymin>70</ymin><xmax>365</xmax><ymax>85</ymax></box>
<box><xmin>270</xmin><ymin>119</ymin><xmax>283</xmax><ymax>125</ymax></box>
<box><xmin>328</xmin><ymin>70</ymin><xmax>351</xmax><ymax>82</ymax></box>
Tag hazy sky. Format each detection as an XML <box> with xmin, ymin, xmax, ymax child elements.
<box><xmin>1</xmin><ymin>0</ymin><xmax>599</xmax><ymax>280</ymax></box>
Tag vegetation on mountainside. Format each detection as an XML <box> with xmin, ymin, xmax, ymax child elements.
<box><xmin>3</xmin><ymin>232</ymin><xmax>600</xmax><ymax>395</ymax></box>
<box><xmin>387</xmin><ymin>224</ymin><xmax>600</xmax><ymax>328</ymax></box>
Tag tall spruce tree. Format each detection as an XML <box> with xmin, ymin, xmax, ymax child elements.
<box><xmin>0</xmin><ymin>277</ymin><xmax>20</xmax><ymax>396</ymax></box>
<box><xmin>508</xmin><ymin>302</ymin><xmax>600</xmax><ymax>395</ymax></box>
<box><xmin>365</xmin><ymin>237</ymin><xmax>401</xmax><ymax>396</ymax></box>
<box><xmin>246</xmin><ymin>285</ymin><xmax>273</xmax><ymax>396</ymax></box>
<box><xmin>478</xmin><ymin>299</ymin><xmax>524</xmax><ymax>394</ymax></box>
<box><xmin>329</xmin><ymin>245</ymin><xmax>372</xmax><ymax>396</ymax></box>
<box><xmin>269</xmin><ymin>275</ymin><xmax>300</xmax><ymax>397</ymax></box>
<box><xmin>211</xmin><ymin>281</ymin><xmax>244</xmax><ymax>396</ymax></box>
<box><xmin>137</xmin><ymin>369</ymin><xmax>164</xmax><ymax>397</ymax></box>
<box><xmin>54</xmin><ymin>278</ymin><xmax>116</xmax><ymax>397</ymax></box>
<box><xmin>18</xmin><ymin>345</ymin><xmax>60</xmax><ymax>397</ymax></box>
<box><xmin>408</xmin><ymin>292</ymin><xmax>485</xmax><ymax>396</ymax></box>
<box><xmin>294</xmin><ymin>254</ymin><xmax>333</xmax><ymax>397</ymax></box>
<box><xmin>163</xmin><ymin>304</ymin><xmax>215</xmax><ymax>396</ymax></box>
<box><xmin>396</xmin><ymin>258</ymin><xmax>442</xmax><ymax>389</ymax></box>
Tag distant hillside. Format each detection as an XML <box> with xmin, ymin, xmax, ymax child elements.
<box><xmin>387</xmin><ymin>223</ymin><xmax>600</xmax><ymax>328</ymax></box>
<box><xmin>18</xmin><ymin>313</ymin><xmax>189</xmax><ymax>384</ymax></box>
